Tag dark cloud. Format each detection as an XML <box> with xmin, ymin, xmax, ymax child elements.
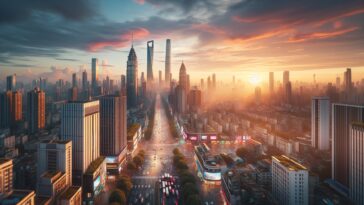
<box><xmin>0</xmin><ymin>0</ymin><xmax>97</xmax><ymax>24</ymax></box>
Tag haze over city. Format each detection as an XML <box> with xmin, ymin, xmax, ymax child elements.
<box><xmin>1</xmin><ymin>1</ymin><xmax>364</xmax><ymax>205</ymax></box>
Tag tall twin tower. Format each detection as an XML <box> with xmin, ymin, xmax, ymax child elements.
<box><xmin>127</xmin><ymin>39</ymin><xmax>172</xmax><ymax>108</ymax></box>
<box><xmin>146</xmin><ymin>39</ymin><xmax>171</xmax><ymax>85</ymax></box>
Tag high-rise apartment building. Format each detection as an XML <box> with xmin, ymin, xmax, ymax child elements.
<box><xmin>1</xmin><ymin>91</ymin><xmax>23</xmax><ymax>128</ymax></box>
<box><xmin>165</xmin><ymin>39</ymin><xmax>171</xmax><ymax>85</ymax></box>
<box><xmin>37</xmin><ymin>140</ymin><xmax>72</xmax><ymax>198</ymax></box>
<box><xmin>6</xmin><ymin>74</ymin><xmax>16</xmax><ymax>91</ymax></box>
<box><xmin>147</xmin><ymin>40</ymin><xmax>154</xmax><ymax>83</ymax></box>
<box><xmin>272</xmin><ymin>155</ymin><xmax>308</xmax><ymax>205</ymax></box>
<box><xmin>349</xmin><ymin>123</ymin><xmax>364</xmax><ymax>204</ymax></box>
<box><xmin>344</xmin><ymin>68</ymin><xmax>352</xmax><ymax>91</ymax></box>
<box><xmin>311</xmin><ymin>96</ymin><xmax>330</xmax><ymax>150</ymax></box>
<box><xmin>332</xmin><ymin>103</ymin><xmax>364</xmax><ymax>188</ymax></box>
<box><xmin>82</xmin><ymin>70</ymin><xmax>88</xmax><ymax>91</ymax></box>
<box><xmin>100</xmin><ymin>95</ymin><xmax>127</xmax><ymax>174</ymax></box>
<box><xmin>72</xmin><ymin>73</ymin><xmax>77</xmax><ymax>88</ymax></box>
<box><xmin>127</xmin><ymin>45</ymin><xmax>138</xmax><ymax>108</ymax></box>
<box><xmin>0</xmin><ymin>158</ymin><xmax>13</xmax><ymax>196</ymax></box>
<box><xmin>27</xmin><ymin>88</ymin><xmax>45</xmax><ymax>134</ymax></box>
<box><xmin>60</xmin><ymin>100</ymin><xmax>100</xmax><ymax>185</ymax></box>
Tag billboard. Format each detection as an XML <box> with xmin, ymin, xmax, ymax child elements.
<box><xmin>93</xmin><ymin>176</ymin><xmax>101</xmax><ymax>191</ymax></box>
<box><xmin>204</xmin><ymin>171</ymin><xmax>221</xmax><ymax>181</ymax></box>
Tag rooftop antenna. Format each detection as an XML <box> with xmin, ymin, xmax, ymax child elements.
<box><xmin>131</xmin><ymin>32</ymin><xmax>134</xmax><ymax>48</ymax></box>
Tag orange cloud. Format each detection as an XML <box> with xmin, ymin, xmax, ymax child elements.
<box><xmin>88</xmin><ymin>28</ymin><xmax>150</xmax><ymax>52</ymax></box>
<box><xmin>314</xmin><ymin>8</ymin><xmax>364</xmax><ymax>27</ymax></box>
<box><xmin>288</xmin><ymin>26</ymin><xmax>358</xmax><ymax>43</ymax></box>
<box><xmin>191</xmin><ymin>23</ymin><xmax>225</xmax><ymax>35</ymax></box>
<box><xmin>134</xmin><ymin>0</ymin><xmax>145</xmax><ymax>5</ymax></box>
<box><xmin>225</xmin><ymin>28</ymin><xmax>291</xmax><ymax>44</ymax></box>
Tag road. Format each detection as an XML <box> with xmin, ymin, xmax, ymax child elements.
<box><xmin>129</xmin><ymin>94</ymin><xmax>179</xmax><ymax>205</ymax></box>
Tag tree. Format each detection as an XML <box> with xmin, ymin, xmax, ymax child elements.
<box><xmin>220</xmin><ymin>153</ymin><xmax>234</xmax><ymax>166</ymax></box>
<box><xmin>116</xmin><ymin>175</ymin><xmax>132</xmax><ymax>195</ymax></box>
<box><xmin>133</xmin><ymin>155</ymin><xmax>144</xmax><ymax>167</ymax></box>
<box><xmin>108</xmin><ymin>189</ymin><xmax>126</xmax><ymax>205</ymax></box>
<box><xmin>179</xmin><ymin>172</ymin><xmax>196</xmax><ymax>185</ymax></box>
<box><xmin>176</xmin><ymin>160</ymin><xmax>189</xmax><ymax>170</ymax></box>
<box><xmin>127</xmin><ymin>161</ymin><xmax>137</xmax><ymax>171</ymax></box>
<box><xmin>182</xmin><ymin>183</ymin><xmax>199</xmax><ymax>200</ymax></box>
<box><xmin>186</xmin><ymin>194</ymin><xmax>202</xmax><ymax>205</ymax></box>
<box><xmin>173</xmin><ymin>148</ymin><xmax>180</xmax><ymax>155</ymax></box>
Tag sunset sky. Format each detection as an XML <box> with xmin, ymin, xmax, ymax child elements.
<box><xmin>1</xmin><ymin>0</ymin><xmax>364</xmax><ymax>84</ymax></box>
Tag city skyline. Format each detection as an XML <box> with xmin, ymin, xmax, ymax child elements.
<box><xmin>1</xmin><ymin>1</ymin><xmax>364</xmax><ymax>83</ymax></box>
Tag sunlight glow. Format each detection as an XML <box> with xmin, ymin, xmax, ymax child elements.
<box><xmin>248</xmin><ymin>74</ymin><xmax>262</xmax><ymax>85</ymax></box>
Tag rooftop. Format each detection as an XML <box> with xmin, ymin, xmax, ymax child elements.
<box><xmin>41</xmin><ymin>171</ymin><xmax>62</xmax><ymax>180</ymax></box>
<box><xmin>59</xmin><ymin>186</ymin><xmax>81</xmax><ymax>200</ymax></box>
<box><xmin>0</xmin><ymin>158</ymin><xmax>12</xmax><ymax>166</ymax></box>
<box><xmin>85</xmin><ymin>156</ymin><xmax>105</xmax><ymax>174</ymax></box>
<box><xmin>273</xmin><ymin>155</ymin><xmax>307</xmax><ymax>171</ymax></box>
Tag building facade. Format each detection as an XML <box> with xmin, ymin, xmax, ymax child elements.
<box><xmin>0</xmin><ymin>158</ymin><xmax>13</xmax><ymax>196</ymax></box>
<box><xmin>165</xmin><ymin>39</ymin><xmax>171</xmax><ymax>85</ymax></box>
<box><xmin>126</xmin><ymin>46</ymin><xmax>138</xmax><ymax>108</ymax></box>
<box><xmin>272</xmin><ymin>155</ymin><xmax>308</xmax><ymax>205</ymax></box>
<box><xmin>311</xmin><ymin>96</ymin><xmax>330</xmax><ymax>150</ymax></box>
<box><xmin>60</xmin><ymin>100</ymin><xmax>100</xmax><ymax>185</ymax></box>
<box><xmin>349</xmin><ymin>123</ymin><xmax>364</xmax><ymax>204</ymax></box>
<box><xmin>147</xmin><ymin>40</ymin><xmax>154</xmax><ymax>83</ymax></box>
<box><xmin>27</xmin><ymin>88</ymin><xmax>45</xmax><ymax>134</ymax></box>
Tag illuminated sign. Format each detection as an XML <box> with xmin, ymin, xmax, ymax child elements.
<box><xmin>93</xmin><ymin>176</ymin><xmax>101</xmax><ymax>191</ymax></box>
<box><xmin>204</xmin><ymin>171</ymin><xmax>221</xmax><ymax>181</ymax></box>
<box><xmin>201</xmin><ymin>135</ymin><xmax>207</xmax><ymax>140</ymax></box>
<box><xmin>210</xmin><ymin>136</ymin><xmax>217</xmax><ymax>140</ymax></box>
<box><xmin>190</xmin><ymin>136</ymin><xmax>197</xmax><ymax>141</ymax></box>
<box><xmin>105</xmin><ymin>157</ymin><xmax>117</xmax><ymax>163</ymax></box>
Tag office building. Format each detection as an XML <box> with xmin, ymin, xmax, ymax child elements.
<box><xmin>6</xmin><ymin>74</ymin><xmax>16</xmax><ymax>91</ymax></box>
<box><xmin>186</xmin><ymin>74</ymin><xmax>190</xmax><ymax>94</ymax></box>
<box><xmin>1</xmin><ymin>190</ymin><xmax>36</xmax><ymax>205</ymax></box>
<box><xmin>165</xmin><ymin>39</ymin><xmax>171</xmax><ymax>85</ymax></box>
<box><xmin>27</xmin><ymin>88</ymin><xmax>45</xmax><ymax>134</ymax></box>
<box><xmin>126</xmin><ymin>45</ymin><xmax>138</xmax><ymax>108</ymax></box>
<box><xmin>60</xmin><ymin>100</ymin><xmax>100</xmax><ymax>185</ymax></box>
<box><xmin>68</xmin><ymin>87</ymin><xmax>78</xmax><ymax>101</ymax></box>
<box><xmin>0</xmin><ymin>158</ymin><xmax>13</xmax><ymax>196</ymax></box>
<box><xmin>100</xmin><ymin>95</ymin><xmax>127</xmax><ymax>174</ymax></box>
<box><xmin>269</xmin><ymin>72</ymin><xmax>274</xmax><ymax>94</ymax></box>
<box><xmin>349</xmin><ymin>123</ymin><xmax>364</xmax><ymax>204</ymax></box>
<box><xmin>147</xmin><ymin>40</ymin><xmax>154</xmax><ymax>83</ymax></box>
<box><xmin>311</xmin><ymin>96</ymin><xmax>330</xmax><ymax>150</ymax></box>
<box><xmin>187</xmin><ymin>89</ymin><xmax>202</xmax><ymax>111</ymax></box>
<box><xmin>91</xmin><ymin>58</ymin><xmax>98</xmax><ymax>96</ymax></box>
<box><xmin>176</xmin><ymin>85</ymin><xmax>186</xmax><ymax>114</ymax></box>
<box><xmin>272</xmin><ymin>155</ymin><xmax>308</xmax><ymax>205</ymax></box>
<box><xmin>285</xmin><ymin>81</ymin><xmax>292</xmax><ymax>104</ymax></box>
<box><xmin>0</xmin><ymin>91</ymin><xmax>23</xmax><ymax>128</ymax></box>
<box><xmin>179</xmin><ymin>62</ymin><xmax>187</xmax><ymax>92</ymax></box>
<box><xmin>37</xmin><ymin>140</ymin><xmax>72</xmax><ymax>195</ymax></box>
<box><xmin>332</xmin><ymin>104</ymin><xmax>364</xmax><ymax>189</ymax></box>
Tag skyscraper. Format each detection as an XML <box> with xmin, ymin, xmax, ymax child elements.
<box><xmin>165</xmin><ymin>39</ymin><xmax>171</xmax><ymax>85</ymax></box>
<box><xmin>126</xmin><ymin>45</ymin><xmax>138</xmax><ymax>108</ymax></box>
<box><xmin>60</xmin><ymin>100</ymin><xmax>100</xmax><ymax>185</ymax></box>
<box><xmin>332</xmin><ymin>103</ymin><xmax>364</xmax><ymax>188</ymax></box>
<box><xmin>207</xmin><ymin>76</ymin><xmax>211</xmax><ymax>90</ymax></box>
<box><xmin>91</xmin><ymin>58</ymin><xmax>98</xmax><ymax>95</ymax></box>
<box><xmin>179</xmin><ymin>62</ymin><xmax>187</xmax><ymax>92</ymax></box>
<box><xmin>283</xmin><ymin>70</ymin><xmax>289</xmax><ymax>89</ymax></box>
<box><xmin>212</xmin><ymin>73</ymin><xmax>216</xmax><ymax>89</ymax></box>
<box><xmin>285</xmin><ymin>81</ymin><xmax>292</xmax><ymax>104</ymax></box>
<box><xmin>120</xmin><ymin>75</ymin><xmax>126</xmax><ymax>96</ymax></box>
<box><xmin>255</xmin><ymin>86</ymin><xmax>261</xmax><ymax>104</ymax></box>
<box><xmin>82</xmin><ymin>70</ymin><xmax>88</xmax><ymax>91</ymax></box>
<box><xmin>200</xmin><ymin>78</ymin><xmax>204</xmax><ymax>89</ymax></box>
<box><xmin>175</xmin><ymin>85</ymin><xmax>186</xmax><ymax>114</ymax></box>
<box><xmin>311</xmin><ymin>96</ymin><xmax>330</xmax><ymax>150</ymax></box>
<box><xmin>0</xmin><ymin>91</ymin><xmax>22</xmax><ymax>129</ymax></box>
<box><xmin>186</xmin><ymin>74</ymin><xmax>190</xmax><ymax>94</ymax></box>
<box><xmin>100</xmin><ymin>95</ymin><xmax>127</xmax><ymax>173</ymax></box>
<box><xmin>269</xmin><ymin>72</ymin><xmax>274</xmax><ymax>94</ymax></box>
<box><xmin>27</xmin><ymin>88</ymin><xmax>45</xmax><ymax>134</ymax></box>
<box><xmin>336</xmin><ymin>76</ymin><xmax>341</xmax><ymax>89</ymax></box>
<box><xmin>37</xmin><ymin>140</ymin><xmax>72</xmax><ymax>197</ymax></box>
<box><xmin>272</xmin><ymin>155</ymin><xmax>308</xmax><ymax>205</ymax></box>
<box><xmin>72</xmin><ymin>73</ymin><xmax>77</xmax><ymax>88</ymax></box>
<box><xmin>349</xmin><ymin>123</ymin><xmax>364</xmax><ymax>204</ymax></box>
<box><xmin>344</xmin><ymin>68</ymin><xmax>352</xmax><ymax>91</ymax></box>
<box><xmin>6</xmin><ymin>74</ymin><xmax>16</xmax><ymax>91</ymax></box>
<box><xmin>147</xmin><ymin>40</ymin><xmax>154</xmax><ymax>83</ymax></box>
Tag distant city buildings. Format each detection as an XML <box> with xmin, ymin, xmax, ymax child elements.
<box><xmin>91</xmin><ymin>58</ymin><xmax>99</xmax><ymax>96</ymax></box>
<box><xmin>269</xmin><ymin>72</ymin><xmax>274</xmax><ymax>94</ymax></box>
<box><xmin>311</xmin><ymin>96</ymin><xmax>330</xmax><ymax>150</ymax></box>
<box><xmin>272</xmin><ymin>155</ymin><xmax>308</xmax><ymax>205</ymax></box>
<box><xmin>6</xmin><ymin>74</ymin><xmax>16</xmax><ymax>91</ymax></box>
